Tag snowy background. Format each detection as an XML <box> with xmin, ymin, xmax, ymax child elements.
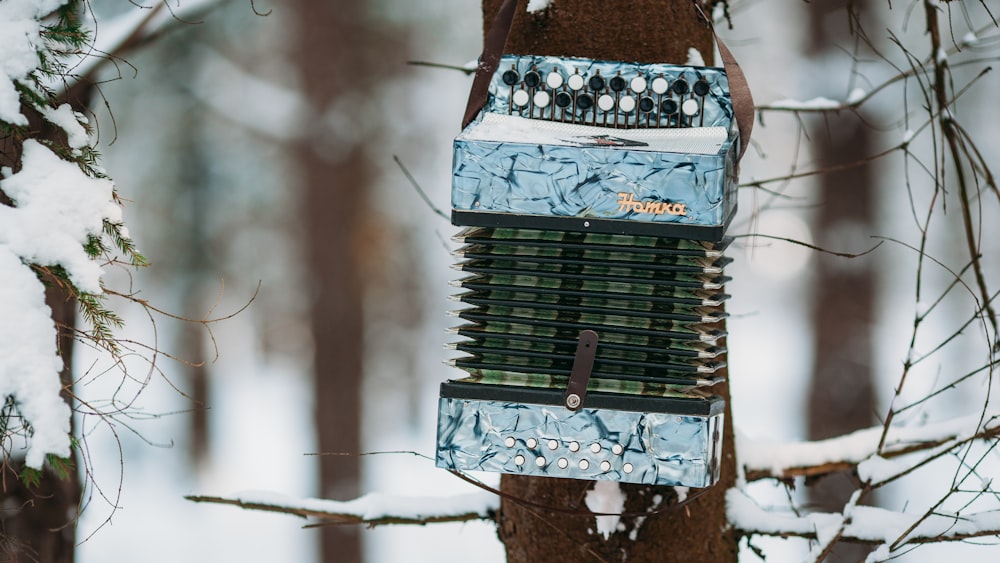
<box><xmin>0</xmin><ymin>0</ymin><xmax>982</xmax><ymax>562</ymax></box>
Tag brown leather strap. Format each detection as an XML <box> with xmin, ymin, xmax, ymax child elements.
<box><xmin>693</xmin><ymin>2</ymin><xmax>755</xmax><ymax>161</ymax></box>
<box><xmin>462</xmin><ymin>0</ymin><xmax>754</xmax><ymax>161</ymax></box>
<box><xmin>565</xmin><ymin>330</ymin><xmax>598</xmax><ymax>410</ymax></box>
<box><xmin>462</xmin><ymin>0</ymin><xmax>518</xmax><ymax>129</ymax></box>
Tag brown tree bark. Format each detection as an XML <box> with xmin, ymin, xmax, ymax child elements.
<box><xmin>0</xmin><ymin>98</ymin><xmax>85</xmax><ymax>563</ymax></box>
<box><xmin>484</xmin><ymin>2</ymin><xmax>738</xmax><ymax>561</ymax></box>
<box><xmin>289</xmin><ymin>1</ymin><xmax>405</xmax><ymax>561</ymax></box>
<box><xmin>290</xmin><ymin>0</ymin><xmax>364</xmax><ymax>559</ymax></box>
<box><xmin>804</xmin><ymin>2</ymin><xmax>878</xmax><ymax>562</ymax></box>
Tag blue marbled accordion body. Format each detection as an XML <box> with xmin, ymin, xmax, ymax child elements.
<box><xmin>436</xmin><ymin>54</ymin><xmax>737</xmax><ymax>488</ymax></box>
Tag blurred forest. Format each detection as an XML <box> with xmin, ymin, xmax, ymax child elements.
<box><xmin>23</xmin><ymin>0</ymin><xmax>996</xmax><ymax>562</ymax></box>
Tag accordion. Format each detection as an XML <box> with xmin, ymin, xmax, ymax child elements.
<box><xmin>435</xmin><ymin>33</ymin><xmax>748</xmax><ymax>488</ymax></box>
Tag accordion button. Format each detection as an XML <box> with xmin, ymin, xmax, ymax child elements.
<box><xmin>588</xmin><ymin>74</ymin><xmax>606</xmax><ymax>91</ymax></box>
<box><xmin>651</xmin><ymin>76</ymin><xmax>669</xmax><ymax>94</ymax></box>
<box><xmin>567</xmin><ymin>73</ymin><xmax>585</xmax><ymax>91</ymax></box>
<box><xmin>590</xmin><ymin>443</ymin><xmax>602</xmax><ymax>454</ymax></box>
<box><xmin>526</xmin><ymin>437</ymin><xmax>538</xmax><ymax>449</ymax></box>
<box><xmin>535</xmin><ymin>456</ymin><xmax>546</xmax><ymax>467</ymax></box>
<box><xmin>579</xmin><ymin>459</ymin><xmax>590</xmax><ymax>470</ymax></box>
<box><xmin>682</xmin><ymin>98</ymin><xmax>700</xmax><ymax>116</ymax></box>
<box><xmin>672</xmin><ymin>79</ymin><xmax>690</xmax><ymax>95</ymax></box>
<box><xmin>568</xmin><ymin>441</ymin><xmax>580</xmax><ymax>452</ymax></box>
<box><xmin>623</xmin><ymin>463</ymin><xmax>634</xmax><ymax>474</ymax></box>
<box><xmin>512</xmin><ymin>89</ymin><xmax>530</xmax><ymax>107</ymax></box>
<box><xmin>630</xmin><ymin>76</ymin><xmax>647</xmax><ymax>93</ymax></box>
<box><xmin>597</xmin><ymin>94</ymin><xmax>615</xmax><ymax>112</ymax></box>
<box><xmin>547</xmin><ymin>439</ymin><xmax>559</xmax><ymax>450</ymax></box>
<box><xmin>504</xmin><ymin>437</ymin><xmax>516</xmax><ymax>448</ymax></box>
<box><xmin>514</xmin><ymin>455</ymin><xmax>526</xmax><ymax>466</ymax></box>
<box><xmin>638</xmin><ymin>96</ymin><xmax>655</xmax><ymax>113</ymax></box>
<box><xmin>611</xmin><ymin>444</ymin><xmax>624</xmax><ymax>455</ymax></box>
<box><xmin>533</xmin><ymin>90</ymin><xmax>551</xmax><ymax>107</ymax></box>
<box><xmin>600</xmin><ymin>460</ymin><xmax>612</xmax><ymax>472</ymax></box>
<box><xmin>524</xmin><ymin>70</ymin><xmax>541</xmax><ymax>88</ymax></box>
<box><xmin>609</xmin><ymin>75</ymin><xmax>626</xmax><ymax>92</ymax></box>
<box><xmin>557</xmin><ymin>458</ymin><xmax>569</xmax><ymax>469</ymax></box>
<box><xmin>546</xmin><ymin>71</ymin><xmax>564</xmax><ymax>89</ymax></box>
<box><xmin>619</xmin><ymin>96</ymin><xmax>636</xmax><ymax>113</ymax></box>
<box><xmin>693</xmin><ymin>79</ymin><xmax>711</xmax><ymax>96</ymax></box>
<box><xmin>661</xmin><ymin>99</ymin><xmax>679</xmax><ymax>115</ymax></box>
<box><xmin>577</xmin><ymin>94</ymin><xmax>594</xmax><ymax>110</ymax></box>
<box><xmin>502</xmin><ymin>69</ymin><xmax>520</xmax><ymax>86</ymax></box>
<box><xmin>554</xmin><ymin>92</ymin><xmax>572</xmax><ymax>108</ymax></box>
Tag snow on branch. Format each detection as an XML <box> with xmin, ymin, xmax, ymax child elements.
<box><xmin>740</xmin><ymin>410</ymin><xmax>1000</xmax><ymax>482</ymax></box>
<box><xmin>728</xmin><ymin>488</ymin><xmax>1000</xmax><ymax>547</ymax></box>
<box><xmin>185</xmin><ymin>490</ymin><xmax>497</xmax><ymax>527</ymax></box>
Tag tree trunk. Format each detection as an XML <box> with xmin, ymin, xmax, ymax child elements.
<box><xmin>0</xmin><ymin>99</ymin><xmax>84</xmax><ymax>563</ymax></box>
<box><xmin>484</xmin><ymin>2</ymin><xmax>738</xmax><ymax>561</ymax></box>
<box><xmin>290</xmin><ymin>1</ymin><xmax>376</xmax><ymax>561</ymax></box>
<box><xmin>804</xmin><ymin>2</ymin><xmax>877</xmax><ymax>562</ymax></box>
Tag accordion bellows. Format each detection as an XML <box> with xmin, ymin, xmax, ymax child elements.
<box><xmin>436</xmin><ymin>53</ymin><xmax>738</xmax><ymax>488</ymax></box>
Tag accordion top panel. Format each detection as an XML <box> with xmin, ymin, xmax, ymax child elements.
<box><xmin>453</xmin><ymin>55</ymin><xmax>740</xmax><ymax>241</ymax></box>
<box><xmin>486</xmin><ymin>55</ymin><xmax>734</xmax><ymax>130</ymax></box>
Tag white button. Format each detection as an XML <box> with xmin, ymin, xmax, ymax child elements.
<box><xmin>619</xmin><ymin>96</ymin><xmax>636</xmax><ymax>112</ymax></box>
<box><xmin>630</xmin><ymin>76</ymin><xmax>647</xmax><ymax>93</ymax></box>
<box><xmin>568</xmin><ymin>441</ymin><xmax>580</xmax><ymax>452</ymax></box>
<box><xmin>535</xmin><ymin>456</ymin><xmax>546</xmax><ymax>467</ymax></box>
<box><xmin>526</xmin><ymin>438</ymin><xmax>538</xmax><ymax>449</ymax></box>
<box><xmin>579</xmin><ymin>459</ymin><xmax>590</xmax><ymax>470</ymax></box>
<box><xmin>533</xmin><ymin>90</ymin><xmax>551</xmax><ymax>107</ymax></box>
<box><xmin>546</xmin><ymin>72</ymin><xmax>564</xmax><ymax>89</ymax></box>
<box><xmin>651</xmin><ymin>76</ymin><xmax>669</xmax><ymax>94</ymax></box>
<box><xmin>504</xmin><ymin>437</ymin><xmax>516</xmax><ymax>448</ymax></box>
<box><xmin>682</xmin><ymin>98</ymin><xmax>700</xmax><ymax>116</ymax></box>
<box><xmin>548</xmin><ymin>440</ymin><xmax>559</xmax><ymax>450</ymax></box>
<box><xmin>512</xmin><ymin>89</ymin><xmax>530</xmax><ymax>107</ymax></box>
<box><xmin>590</xmin><ymin>443</ymin><xmax>602</xmax><ymax>454</ymax></box>
<box><xmin>557</xmin><ymin>458</ymin><xmax>569</xmax><ymax>469</ymax></box>
<box><xmin>611</xmin><ymin>444</ymin><xmax>624</xmax><ymax>455</ymax></box>
<box><xmin>597</xmin><ymin>94</ymin><xmax>615</xmax><ymax>111</ymax></box>
<box><xmin>567</xmin><ymin>74</ymin><xmax>585</xmax><ymax>91</ymax></box>
<box><xmin>600</xmin><ymin>460</ymin><xmax>612</xmax><ymax>472</ymax></box>
<box><xmin>623</xmin><ymin>463</ymin><xmax>634</xmax><ymax>474</ymax></box>
<box><xmin>514</xmin><ymin>455</ymin><xmax>525</xmax><ymax>465</ymax></box>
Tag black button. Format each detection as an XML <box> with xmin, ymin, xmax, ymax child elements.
<box><xmin>638</xmin><ymin>96</ymin><xmax>655</xmax><ymax>113</ymax></box>
<box><xmin>524</xmin><ymin>71</ymin><xmax>541</xmax><ymax>88</ymax></box>
<box><xmin>577</xmin><ymin>94</ymin><xmax>594</xmax><ymax>110</ymax></box>
<box><xmin>693</xmin><ymin>79</ymin><xmax>710</xmax><ymax>96</ymax></box>
<box><xmin>555</xmin><ymin>92</ymin><xmax>572</xmax><ymax>108</ymax></box>
<box><xmin>661</xmin><ymin>99</ymin><xmax>679</xmax><ymax>114</ymax></box>
<box><xmin>672</xmin><ymin>80</ymin><xmax>690</xmax><ymax>95</ymax></box>
<box><xmin>609</xmin><ymin>75</ymin><xmax>626</xmax><ymax>92</ymax></box>
<box><xmin>588</xmin><ymin>75</ymin><xmax>606</xmax><ymax>91</ymax></box>
<box><xmin>502</xmin><ymin>70</ymin><xmax>520</xmax><ymax>86</ymax></box>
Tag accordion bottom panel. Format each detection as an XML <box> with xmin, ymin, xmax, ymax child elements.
<box><xmin>435</xmin><ymin>392</ymin><xmax>723</xmax><ymax>488</ymax></box>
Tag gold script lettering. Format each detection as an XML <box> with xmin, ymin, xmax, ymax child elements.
<box><xmin>616</xmin><ymin>192</ymin><xmax>686</xmax><ymax>216</ymax></box>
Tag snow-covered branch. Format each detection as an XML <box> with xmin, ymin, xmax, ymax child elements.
<box><xmin>185</xmin><ymin>491</ymin><xmax>497</xmax><ymax>527</ymax></box>
<box><xmin>728</xmin><ymin>488</ymin><xmax>1000</xmax><ymax>549</ymax></box>
<box><xmin>740</xmin><ymin>411</ymin><xmax>1000</xmax><ymax>483</ymax></box>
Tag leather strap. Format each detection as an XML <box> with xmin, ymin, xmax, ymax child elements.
<box><xmin>462</xmin><ymin>0</ymin><xmax>518</xmax><ymax>129</ymax></box>
<box><xmin>564</xmin><ymin>330</ymin><xmax>598</xmax><ymax>410</ymax></box>
<box><xmin>461</xmin><ymin>0</ymin><xmax>755</xmax><ymax>161</ymax></box>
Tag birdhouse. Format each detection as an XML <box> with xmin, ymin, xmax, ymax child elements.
<box><xmin>435</xmin><ymin>14</ymin><xmax>748</xmax><ymax>489</ymax></box>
